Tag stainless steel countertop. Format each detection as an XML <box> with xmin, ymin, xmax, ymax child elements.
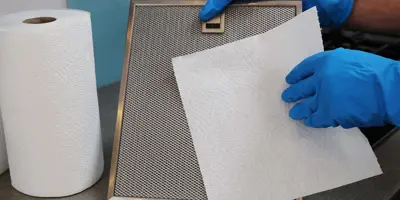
<box><xmin>0</xmin><ymin>83</ymin><xmax>399</xmax><ymax>200</ymax></box>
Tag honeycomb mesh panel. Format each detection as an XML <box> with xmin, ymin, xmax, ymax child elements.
<box><xmin>114</xmin><ymin>4</ymin><xmax>297</xmax><ymax>199</ymax></box>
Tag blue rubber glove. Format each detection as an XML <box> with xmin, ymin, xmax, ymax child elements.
<box><xmin>199</xmin><ymin>0</ymin><xmax>232</xmax><ymax>21</ymax></box>
<box><xmin>199</xmin><ymin>0</ymin><xmax>354</xmax><ymax>27</ymax></box>
<box><xmin>282</xmin><ymin>48</ymin><xmax>400</xmax><ymax>129</ymax></box>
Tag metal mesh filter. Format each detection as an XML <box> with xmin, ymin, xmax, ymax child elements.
<box><xmin>114</xmin><ymin>4</ymin><xmax>297</xmax><ymax>199</ymax></box>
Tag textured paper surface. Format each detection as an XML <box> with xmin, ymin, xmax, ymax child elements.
<box><xmin>0</xmin><ymin>109</ymin><xmax>7</xmax><ymax>175</ymax></box>
<box><xmin>0</xmin><ymin>10</ymin><xmax>103</xmax><ymax>197</ymax></box>
<box><xmin>173</xmin><ymin>8</ymin><xmax>382</xmax><ymax>200</ymax></box>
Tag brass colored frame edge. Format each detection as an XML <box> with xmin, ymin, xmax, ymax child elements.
<box><xmin>133</xmin><ymin>0</ymin><xmax>301</xmax><ymax>7</ymax></box>
<box><xmin>134</xmin><ymin>0</ymin><xmax>206</xmax><ymax>5</ymax></box>
<box><xmin>107</xmin><ymin>2</ymin><xmax>136</xmax><ymax>199</ymax></box>
<box><xmin>108</xmin><ymin>0</ymin><xmax>302</xmax><ymax>199</ymax></box>
<box><xmin>293</xmin><ymin>1</ymin><xmax>302</xmax><ymax>15</ymax></box>
<box><xmin>110</xmin><ymin>197</ymin><xmax>302</xmax><ymax>200</ymax></box>
<box><xmin>110</xmin><ymin>197</ymin><xmax>173</xmax><ymax>200</ymax></box>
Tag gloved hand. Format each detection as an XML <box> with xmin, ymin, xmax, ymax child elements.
<box><xmin>199</xmin><ymin>0</ymin><xmax>354</xmax><ymax>27</ymax></box>
<box><xmin>281</xmin><ymin>48</ymin><xmax>400</xmax><ymax>129</ymax></box>
<box><xmin>199</xmin><ymin>0</ymin><xmax>232</xmax><ymax>21</ymax></box>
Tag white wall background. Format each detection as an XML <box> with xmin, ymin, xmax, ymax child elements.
<box><xmin>0</xmin><ymin>0</ymin><xmax>67</xmax><ymax>16</ymax></box>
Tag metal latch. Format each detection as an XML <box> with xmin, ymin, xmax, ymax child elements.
<box><xmin>202</xmin><ymin>13</ymin><xmax>225</xmax><ymax>33</ymax></box>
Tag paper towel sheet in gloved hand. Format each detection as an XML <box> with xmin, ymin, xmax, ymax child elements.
<box><xmin>172</xmin><ymin>8</ymin><xmax>382</xmax><ymax>200</ymax></box>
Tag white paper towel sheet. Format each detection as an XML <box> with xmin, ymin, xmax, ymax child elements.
<box><xmin>0</xmin><ymin>109</ymin><xmax>7</xmax><ymax>175</ymax></box>
<box><xmin>0</xmin><ymin>10</ymin><xmax>103</xmax><ymax>197</ymax></box>
<box><xmin>172</xmin><ymin>8</ymin><xmax>382</xmax><ymax>200</ymax></box>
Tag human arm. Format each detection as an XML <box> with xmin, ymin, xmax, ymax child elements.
<box><xmin>346</xmin><ymin>0</ymin><xmax>400</xmax><ymax>34</ymax></box>
<box><xmin>281</xmin><ymin>48</ymin><xmax>400</xmax><ymax>128</ymax></box>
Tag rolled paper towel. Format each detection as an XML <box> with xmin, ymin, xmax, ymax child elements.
<box><xmin>0</xmin><ymin>110</ymin><xmax>8</xmax><ymax>175</ymax></box>
<box><xmin>0</xmin><ymin>10</ymin><xmax>104</xmax><ymax>197</ymax></box>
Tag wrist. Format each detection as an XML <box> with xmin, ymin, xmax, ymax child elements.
<box><xmin>380</xmin><ymin>61</ymin><xmax>400</xmax><ymax>126</ymax></box>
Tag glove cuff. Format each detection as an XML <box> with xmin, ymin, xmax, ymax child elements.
<box><xmin>380</xmin><ymin>61</ymin><xmax>400</xmax><ymax>126</ymax></box>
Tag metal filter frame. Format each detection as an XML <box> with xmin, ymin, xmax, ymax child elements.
<box><xmin>108</xmin><ymin>0</ymin><xmax>302</xmax><ymax>199</ymax></box>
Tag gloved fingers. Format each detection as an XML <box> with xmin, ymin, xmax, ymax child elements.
<box><xmin>282</xmin><ymin>76</ymin><xmax>316</xmax><ymax>103</ymax></box>
<box><xmin>199</xmin><ymin>0</ymin><xmax>233</xmax><ymax>21</ymax></box>
<box><xmin>304</xmin><ymin>111</ymin><xmax>339</xmax><ymax>128</ymax></box>
<box><xmin>289</xmin><ymin>96</ymin><xmax>317</xmax><ymax>120</ymax></box>
<box><xmin>285</xmin><ymin>52</ymin><xmax>326</xmax><ymax>84</ymax></box>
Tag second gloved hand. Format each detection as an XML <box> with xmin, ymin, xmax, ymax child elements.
<box><xmin>282</xmin><ymin>48</ymin><xmax>400</xmax><ymax>129</ymax></box>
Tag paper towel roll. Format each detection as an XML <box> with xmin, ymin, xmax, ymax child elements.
<box><xmin>0</xmin><ymin>109</ymin><xmax>8</xmax><ymax>175</ymax></box>
<box><xmin>0</xmin><ymin>10</ymin><xmax>103</xmax><ymax>197</ymax></box>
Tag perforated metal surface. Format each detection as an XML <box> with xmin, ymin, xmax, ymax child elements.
<box><xmin>114</xmin><ymin>4</ymin><xmax>297</xmax><ymax>199</ymax></box>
